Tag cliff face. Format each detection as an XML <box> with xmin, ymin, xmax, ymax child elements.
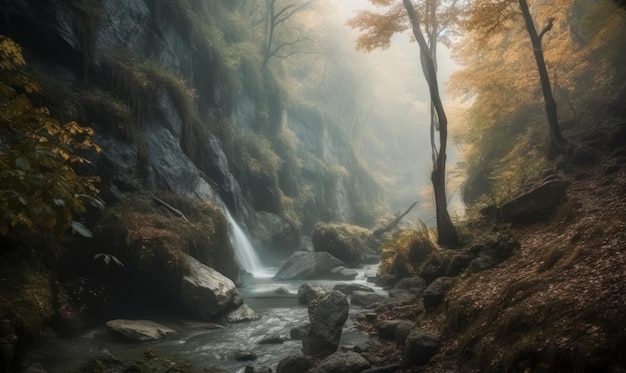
<box><xmin>0</xmin><ymin>0</ymin><xmax>383</xmax><ymax>246</ymax></box>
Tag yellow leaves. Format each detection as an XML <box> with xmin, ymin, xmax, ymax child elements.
<box><xmin>0</xmin><ymin>37</ymin><xmax>104</xmax><ymax>240</ymax></box>
<box><xmin>348</xmin><ymin>6</ymin><xmax>409</xmax><ymax>51</ymax></box>
<box><xmin>0</xmin><ymin>37</ymin><xmax>26</xmax><ymax>70</ymax></box>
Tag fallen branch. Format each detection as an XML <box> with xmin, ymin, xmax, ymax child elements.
<box><xmin>152</xmin><ymin>196</ymin><xmax>190</xmax><ymax>223</ymax></box>
<box><xmin>374</xmin><ymin>200</ymin><xmax>418</xmax><ymax>238</ymax></box>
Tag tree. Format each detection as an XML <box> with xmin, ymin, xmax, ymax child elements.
<box><xmin>0</xmin><ymin>36</ymin><xmax>103</xmax><ymax>241</ymax></box>
<box><xmin>349</xmin><ymin>0</ymin><xmax>460</xmax><ymax>247</ymax></box>
<box><xmin>261</xmin><ymin>0</ymin><xmax>317</xmax><ymax>69</ymax></box>
<box><xmin>518</xmin><ymin>0</ymin><xmax>566</xmax><ymax>158</ymax></box>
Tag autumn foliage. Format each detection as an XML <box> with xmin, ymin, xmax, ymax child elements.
<box><xmin>0</xmin><ymin>36</ymin><xmax>103</xmax><ymax>240</ymax></box>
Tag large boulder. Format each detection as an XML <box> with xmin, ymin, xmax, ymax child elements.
<box><xmin>498</xmin><ymin>180</ymin><xmax>569</xmax><ymax>224</ymax></box>
<box><xmin>298</xmin><ymin>283</ymin><xmax>329</xmax><ymax>305</ymax></box>
<box><xmin>315</xmin><ymin>352</ymin><xmax>371</xmax><ymax>373</ymax></box>
<box><xmin>273</xmin><ymin>251</ymin><xmax>344</xmax><ymax>281</ymax></box>
<box><xmin>225</xmin><ymin>303</ymin><xmax>260</xmax><ymax>323</ymax></box>
<box><xmin>302</xmin><ymin>291</ymin><xmax>349</xmax><ymax>357</ymax></box>
<box><xmin>181</xmin><ymin>255</ymin><xmax>243</xmax><ymax>320</ymax></box>
<box><xmin>312</xmin><ymin>222</ymin><xmax>376</xmax><ymax>264</ymax></box>
<box><xmin>105</xmin><ymin>319</ymin><xmax>176</xmax><ymax>342</ymax></box>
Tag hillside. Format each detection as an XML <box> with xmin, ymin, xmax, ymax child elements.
<box><xmin>359</xmin><ymin>124</ymin><xmax>626</xmax><ymax>372</ymax></box>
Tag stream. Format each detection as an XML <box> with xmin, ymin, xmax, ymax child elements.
<box><xmin>31</xmin><ymin>264</ymin><xmax>382</xmax><ymax>372</ymax></box>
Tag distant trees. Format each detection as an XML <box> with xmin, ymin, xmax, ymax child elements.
<box><xmin>349</xmin><ymin>0</ymin><xmax>461</xmax><ymax>247</ymax></box>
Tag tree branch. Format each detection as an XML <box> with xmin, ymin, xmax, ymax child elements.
<box><xmin>538</xmin><ymin>17</ymin><xmax>555</xmax><ymax>41</ymax></box>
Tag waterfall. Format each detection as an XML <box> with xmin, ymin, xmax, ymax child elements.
<box><xmin>223</xmin><ymin>209</ymin><xmax>264</xmax><ymax>277</ymax></box>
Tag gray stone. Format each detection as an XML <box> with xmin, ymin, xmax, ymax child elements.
<box><xmin>231</xmin><ymin>350</ymin><xmax>257</xmax><ymax>361</ymax></box>
<box><xmin>290</xmin><ymin>324</ymin><xmax>309</xmax><ymax>340</ymax></box>
<box><xmin>333</xmin><ymin>283</ymin><xmax>375</xmax><ymax>296</ymax></box>
<box><xmin>276</xmin><ymin>354</ymin><xmax>316</xmax><ymax>373</ymax></box>
<box><xmin>298</xmin><ymin>283</ymin><xmax>329</xmax><ymax>305</ymax></box>
<box><xmin>258</xmin><ymin>334</ymin><xmax>288</xmax><ymax>344</ymax></box>
<box><xmin>245</xmin><ymin>366</ymin><xmax>272</xmax><ymax>373</ymax></box>
<box><xmin>225</xmin><ymin>303</ymin><xmax>260</xmax><ymax>323</ymax></box>
<box><xmin>498</xmin><ymin>180</ymin><xmax>569</xmax><ymax>224</ymax></box>
<box><xmin>403</xmin><ymin>328</ymin><xmax>440</xmax><ymax>366</ymax></box>
<box><xmin>181</xmin><ymin>255</ymin><xmax>243</xmax><ymax>320</ymax></box>
<box><xmin>328</xmin><ymin>266</ymin><xmax>359</xmax><ymax>280</ymax></box>
<box><xmin>274</xmin><ymin>252</ymin><xmax>344</xmax><ymax>281</ymax></box>
<box><xmin>303</xmin><ymin>291</ymin><xmax>349</xmax><ymax>357</ymax></box>
<box><xmin>315</xmin><ymin>352</ymin><xmax>371</xmax><ymax>373</ymax></box>
<box><xmin>393</xmin><ymin>276</ymin><xmax>427</xmax><ymax>295</ymax></box>
<box><xmin>251</xmin><ymin>211</ymin><xmax>300</xmax><ymax>254</ymax></box>
<box><xmin>350</xmin><ymin>291</ymin><xmax>387</xmax><ymax>307</ymax></box>
<box><xmin>105</xmin><ymin>319</ymin><xmax>176</xmax><ymax>342</ymax></box>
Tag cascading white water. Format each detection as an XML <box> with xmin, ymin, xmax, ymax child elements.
<box><xmin>223</xmin><ymin>209</ymin><xmax>265</xmax><ymax>277</ymax></box>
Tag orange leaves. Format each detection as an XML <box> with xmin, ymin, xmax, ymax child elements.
<box><xmin>347</xmin><ymin>6</ymin><xmax>409</xmax><ymax>51</ymax></box>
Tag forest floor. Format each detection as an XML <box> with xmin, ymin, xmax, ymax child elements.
<box><xmin>360</xmin><ymin>154</ymin><xmax>626</xmax><ymax>372</ymax></box>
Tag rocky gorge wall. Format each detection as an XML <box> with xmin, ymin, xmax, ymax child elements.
<box><xmin>0</xmin><ymin>0</ymin><xmax>383</xmax><ymax>252</ymax></box>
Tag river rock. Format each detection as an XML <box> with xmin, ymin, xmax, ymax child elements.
<box><xmin>312</xmin><ymin>222</ymin><xmax>374</xmax><ymax>264</ymax></box>
<box><xmin>315</xmin><ymin>352</ymin><xmax>371</xmax><ymax>373</ymax></box>
<box><xmin>105</xmin><ymin>319</ymin><xmax>176</xmax><ymax>342</ymax></box>
<box><xmin>258</xmin><ymin>334</ymin><xmax>288</xmax><ymax>344</ymax></box>
<box><xmin>393</xmin><ymin>276</ymin><xmax>427</xmax><ymax>296</ymax></box>
<box><xmin>350</xmin><ymin>291</ymin><xmax>387</xmax><ymax>307</ymax></box>
<box><xmin>181</xmin><ymin>254</ymin><xmax>243</xmax><ymax>320</ymax></box>
<box><xmin>245</xmin><ymin>365</ymin><xmax>272</xmax><ymax>373</ymax></box>
<box><xmin>333</xmin><ymin>283</ymin><xmax>375</xmax><ymax>296</ymax></box>
<box><xmin>298</xmin><ymin>283</ymin><xmax>329</xmax><ymax>304</ymax></box>
<box><xmin>402</xmin><ymin>328</ymin><xmax>441</xmax><ymax>366</ymax></box>
<box><xmin>302</xmin><ymin>290</ymin><xmax>349</xmax><ymax>357</ymax></box>
<box><xmin>225</xmin><ymin>303</ymin><xmax>260</xmax><ymax>323</ymax></box>
<box><xmin>276</xmin><ymin>354</ymin><xmax>316</xmax><ymax>373</ymax></box>
<box><xmin>328</xmin><ymin>266</ymin><xmax>359</xmax><ymax>280</ymax></box>
<box><xmin>273</xmin><ymin>252</ymin><xmax>344</xmax><ymax>281</ymax></box>
<box><xmin>290</xmin><ymin>324</ymin><xmax>309</xmax><ymax>340</ymax></box>
<box><xmin>231</xmin><ymin>350</ymin><xmax>257</xmax><ymax>361</ymax></box>
<box><xmin>74</xmin><ymin>348</ymin><xmax>124</xmax><ymax>373</ymax></box>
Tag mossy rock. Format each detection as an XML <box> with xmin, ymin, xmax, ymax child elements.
<box><xmin>311</xmin><ymin>222</ymin><xmax>375</xmax><ymax>264</ymax></box>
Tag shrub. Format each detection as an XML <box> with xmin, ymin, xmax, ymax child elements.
<box><xmin>0</xmin><ymin>36</ymin><xmax>103</xmax><ymax>241</ymax></box>
<box><xmin>378</xmin><ymin>222</ymin><xmax>437</xmax><ymax>276</ymax></box>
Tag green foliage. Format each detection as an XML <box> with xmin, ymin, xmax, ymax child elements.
<box><xmin>378</xmin><ymin>222</ymin><xmax>437</xmax><ymax>276</ymax></box>
<box><xmin>0</xmin><ymin>37</ymin><xmax>103</xmax><ymax>240</ymax></box>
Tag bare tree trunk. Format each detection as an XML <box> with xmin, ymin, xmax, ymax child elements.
<box><xmin>402</xmin><ymin>0</ymin><xmax>459</xmax><ymax>247</ymax></box>
<box><xmin>518</xmin><ymin>0</ymin><xmax>566</xmax><ymax>159</ymax></box>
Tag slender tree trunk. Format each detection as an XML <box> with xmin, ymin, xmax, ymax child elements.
<box><xmin>518</xmin><ymin>0</ymin><xmax>566</xmax><ymax>159</ymax></box>
<box><xmin>402</xmin><ymin>0</ymin><xmax>459</xmax><ymax>247</ymax></box>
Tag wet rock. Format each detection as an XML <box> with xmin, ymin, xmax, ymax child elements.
<box><xmin>395</xmin><ymin>320</ymin><xmax>416</xmax><ymax>344</ymax></box>
<box><xmin>74</xmin><ymin>348</ymin><xmax>124</xmax><ymax>373</ymax></box>
<box><xmin>105</xmin><ymin>319</ymin><xmax>176</xmax><ymax>342</ymax></box>
<box><xmin>361</xmin><ymin>364</ymin><xmax>403</xmax><ymax>373</ymax></box>
<box><xmin>231</xmin><ymin>350</ymin><xmax>257</xmax><ymax>361</ymax></box>
<box><xmin>328</xmin><ymin>266</ymin><xmax>359</xmax><ymax>280</ymax></box>
<box><xmin>258</xmin><ymin>334</ymin><xmax>288</xmax><ymax>344</ymax></box>
<box><xmin>181</xmin><ymin>255</ymin><xmax>243</xmax><ymax>320</ymax></box>
<box><xmin>333</xmin><ymin>283</ymin><xmax>375</xmax><ymax>296</ymax></box>
<box><xmin>469</xmin><ymin>257</ymin><xmax>496</xmax><ymax>273</ymax></box>
<box><xmin>315</xmin><ymin>352</ymin><xmax>371</xmax><ymax>373</ymax></box>
<box><xmin>290</xmin><ymin>324</ymin><xmax>309</xmax><ymax>340</ymax></box>
<box><xmin>273</xmin><ymin>252</ymin><xmax>344</xmax><ymax>281</ymax></box>
<box><xmin>353</xmin><ymin>342</ymin><xmax>369</xmax><ymax>353</ymax></box>
<box><xmin>225</xmin><ymin>303</ymin><xmax>260</xmax><ymax>323</ymax></box>
<box><xmin>245</xmin><ymin>365</ymin><xmax>273</xmax><ymax>373</ymax></box>
<box><xmin>374</xmin><ymin>274</ymin><xmax>398</xmax><ymax>288</ymax></box>
<box><xmin>303</xmin><ymin>291</ymin><xmax>349</xmax><ymax>357</ymax></box>
<box><xmin>376</xmin><ymin>320</ymin><xmax>402</xmax><ymax>340</ymax></box>
<box><xmin>387</xmin><ymin>289</ymin><xmax>417</xmax><ymax>305</ymax></box>
<box><xmin>276</xmin><ymin>354</ymin><xmax>316</xmax><ymax>373</ymax></box>
<box><xmin>350</xmin><ymin>291</ymin><xmax>387</xmax><ymax>307</ymax></box>
<box><xmin>298</xmin><ymin>283</ymin><xmax>329</xmax><ymax>305</ymax></box>
<box><xmin>403</xmin><ymin>328</ymin><xmax>441</xmax><ymax>366</ymax></box>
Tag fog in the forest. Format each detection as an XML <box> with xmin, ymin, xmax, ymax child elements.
<box><xmin>301</xmin><ymin>0</ymin><xmax>465</xmax><ymax>224</ymax></box>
